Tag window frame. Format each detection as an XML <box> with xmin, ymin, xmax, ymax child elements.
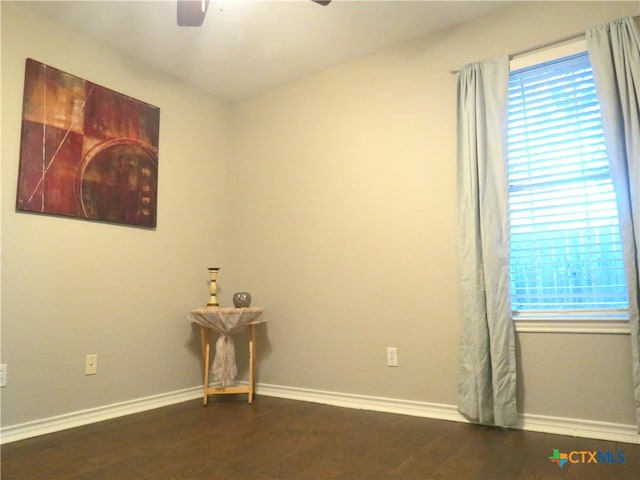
<box><xmin>508</xmin><ymin>39</ymin><xmax>630</xmax><ymax>335</ymax></box>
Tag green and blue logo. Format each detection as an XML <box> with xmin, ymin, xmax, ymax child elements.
<box><xmin>548</xmin><ymin>449</ymin><xmax>568</xmax><ymax>468</ymax></box>
<box><xmin>548</xmin><ymin>449</ymin><xmax>625</xmax><ymax>468</ymax></box>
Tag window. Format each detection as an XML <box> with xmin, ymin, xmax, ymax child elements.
<box><xmin>507</xmin><ymin>41</ymin><xmax>629</xmax><ymax>330</ymax></box>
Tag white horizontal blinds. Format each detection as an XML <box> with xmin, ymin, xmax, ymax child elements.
<box><xmin>507</xmin><ymin>51</ymin><xmax>628</xmax><ymax>313</ymax></box>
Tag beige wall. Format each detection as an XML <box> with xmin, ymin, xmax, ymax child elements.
<box><xmin>2</xmin><ymin>1</ymin><xmax>639</xmax><ymax>430</ymax></box>
<box><xmin>227</xmin><ymin>0</ymin><xmax>639</xmax><ymax>425</ymax></box>
<box><xmin>1</xmin><ymin>2</ymin><xmax>233</xmax><ymax>425</ymax></box>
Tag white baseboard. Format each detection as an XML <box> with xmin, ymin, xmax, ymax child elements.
<box><xmin>517</xmin><ymin>412</ymin><xmax>640</xmax><ymax>444</ymax></box>
<box><xmin>0</xmin><ymin>386</ymin><xmax>203</xmax><ymax>445</ymax></box>
<box><xmin>256</xmin><ymin>382</ymin><xmax>466</xmax><ymax>422</ymax></box>
<box><xmin>2</xmin><ymin>382</ymin><xmax>638</xmax><ymax>445</ymax></box>
<box><xmin>255</xmin><ymin>382</ymin><xmax>640</xmax><ymax>445</ymax></box>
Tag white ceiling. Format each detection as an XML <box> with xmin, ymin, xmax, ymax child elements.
<box><xmin>26</xmin><ymin>0</ymin><xmax>517</xmax><ymax>100</ymax></box>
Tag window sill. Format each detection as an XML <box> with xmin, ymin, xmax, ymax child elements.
<box><xmin>514</xmin><ymin>319</ymin><xmax>631</xmax><ymax>334</ymax></box>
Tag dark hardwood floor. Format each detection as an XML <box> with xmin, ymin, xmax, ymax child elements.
<box><xmin>1</xmin><ymin>396</ymin><xmax>638</xmax><ymax>479</ymax></box>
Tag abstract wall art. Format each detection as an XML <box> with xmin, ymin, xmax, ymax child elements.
<box><xmin>16</xmin><ymin>58</ymin><xmax>160</xmax><ymax>228</ymax></box>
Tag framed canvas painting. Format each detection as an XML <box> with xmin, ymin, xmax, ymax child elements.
<box><xmin>16</xmin><ymin>58</ymin><xmax>160</xmax><ymax>228</ymax></box>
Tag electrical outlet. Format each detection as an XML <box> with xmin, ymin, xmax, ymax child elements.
<box><xmin>0</xmin><ymin>364</ymin><xmax>7</xmax><ymax>387</ymax></box>
<box><xmin>386</xmin><ymin>347</ymin><xmax>398</xmax><ymax>367</ymax></box>
<box><xmin>85</xmin><ymin>354</ymin><xmax>98</xmax><ymax>375</ymax></box>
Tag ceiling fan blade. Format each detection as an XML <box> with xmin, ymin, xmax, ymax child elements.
<box><xmin>177</xmin><ymin>0</ymin><xmax>210</xmax><ymax>27</ymax></box>
<box><xmin>311</xmin><ymin>0</ymin><xmax>332</xmax><ymax>5</ymax></box>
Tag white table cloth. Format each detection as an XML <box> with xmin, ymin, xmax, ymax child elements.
<box><xmin>188</xmin><ymin>307</ymin><xmax>265</xmax><ymax>386</ymax></box>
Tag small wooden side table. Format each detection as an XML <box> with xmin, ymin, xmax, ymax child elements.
<box><xmin>188</xmin><ymin>307</ymin><xmax>265</xmax><ymax>406</ymax></box>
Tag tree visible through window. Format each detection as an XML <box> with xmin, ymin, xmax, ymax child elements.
<box><xmin>507</xmin><ymin>50</ymin><xmax>629</xmax><ymax>316</ymax></box>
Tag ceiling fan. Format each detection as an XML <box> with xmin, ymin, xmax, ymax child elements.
<box><xmin>177</xmin><ymin>0</ymin><xmax>332</xmax><ymax>27</ymax></box>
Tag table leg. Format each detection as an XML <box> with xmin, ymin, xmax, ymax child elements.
<box><xmin>200</xmin><ymin>326</ymin><xmax>211</xmax><ymax>406</ymax></box>
<box><xmin>248</xmin><ymin>324</ymin><xmax>256</xmax><ymax>404</ymax></box>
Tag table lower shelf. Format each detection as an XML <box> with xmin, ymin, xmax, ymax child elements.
<box><xmin>204</xmin><ymin>384</ymin><xmax>253</xmax><ymax>396</ymax></box>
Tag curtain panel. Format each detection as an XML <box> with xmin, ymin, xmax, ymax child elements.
<box><xmin>456</xmin><ymin>57</ymin><xmax>517</xmax><ymax>427</ymax></box>
<box><xmin>586</xmin><ymin>16</ymin><xmax>640</xmax><ymax>432</ymax></box>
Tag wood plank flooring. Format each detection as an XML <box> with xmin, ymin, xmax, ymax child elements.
<box><xmin>2</xmin><ymin>396</ymin><xmax>638</xmax><ymax>479</ymax></box>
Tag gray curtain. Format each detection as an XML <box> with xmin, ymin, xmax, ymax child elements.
<box><xmin>456</xmin><ymin>57</ymin><xmax>517</xmax><ymax>427</ymax></box>
<box><xmin>586</xmin><ymin>16</ymin><xmax>640</xmax><ymax>432</ymax></box>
